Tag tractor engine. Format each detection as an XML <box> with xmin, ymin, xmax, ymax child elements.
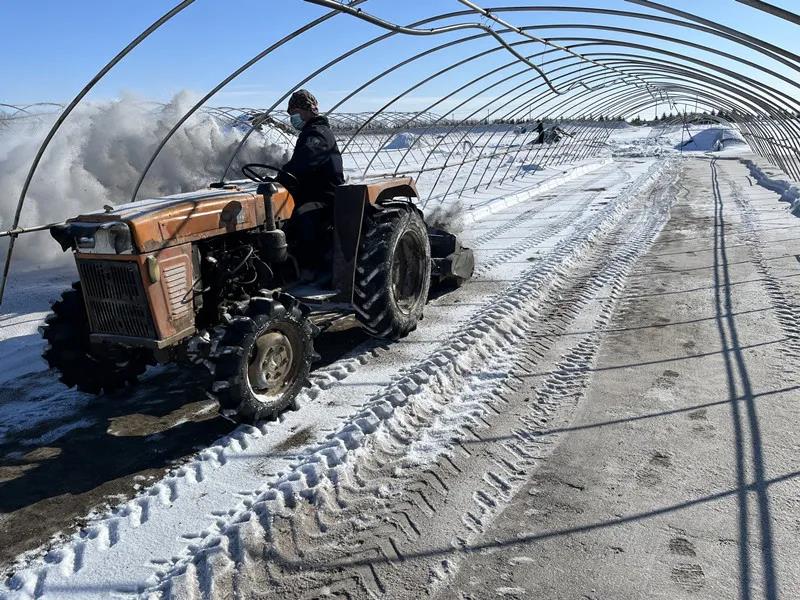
<box><xmin>48</xmin><ymin>183</ymin><xmax>294</xmax><ymax>349</ymax></box>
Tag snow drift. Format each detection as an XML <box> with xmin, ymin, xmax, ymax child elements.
<box><xmin>612</xmin><ymin>126</ymin><xmax>746</xmax><ymax>158</ymax></box>
<box><xmin>0</xmin><ymin>92</ymin><xmax>291</xmax><ymax>267</ymax></box>
<box><xmin>383</xmin><ymin>131</ymin><xmax>419</xmax><ymax>150</ymax></box>
<box><xmin>743</xmin><ymin>157</ymin><xmax>800</xmax><ymax>215</ymax></box>
<box><xmin>677</xmin><ymin>126</ymin><xmax>745</xmax><ymax>152</ymax></box>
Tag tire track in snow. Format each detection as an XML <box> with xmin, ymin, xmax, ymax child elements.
<box><xmin>469</xmin><ymin>166</ymin><xmax>645</xmax><ymax>282</ymax></box>
<box><xmin>726</xmin><ymin>172</ymin><xmax>800</xmax><ymax>360</ymax></box>
<box><xmin>279</xmin><ymin>161</ymin><xmax>678</xmax><ymax>599</ymax></box>
<box><xmin>469</xmin><ymin>166</ymin><xmax>633</xmax><ymax>271</ymax></box>
<box><xmin>144</xmin><ymin>159</ymin><xmax>674</xmax><ymax>599</ymax></box>
<box><xmin>421</xmin><ymin>160</ymin><xmax>679</xmax><ymax>597</ymax></box>
<box><xmin>467</xmin><ymin>163</ymin><xmax>631</xmax><ymax>249</ymax></box>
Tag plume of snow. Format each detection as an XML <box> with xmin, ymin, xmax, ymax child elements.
<box><xmin>0</xmin><ymin>91</ymin><xmax>292</xmax><ymax>268</ymax></box>
<box><xmin>425</xmin><ymin>200</ymin><xmax>464</xmax><ymax>235</ymax></box>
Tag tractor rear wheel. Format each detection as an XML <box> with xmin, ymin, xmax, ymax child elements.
<box><xmin>354</xmin><ymin>205</ymin><xmax>431</xmax><ymax>340</ymax></box>
<box><xmin>208</xmin><ymin>294</ymin><xmax>317</xmax><ymax>423</ymax></box>
<box><xmin>41</xmin><ymin>282</ymin><xmax>152</xmax><ymax>394</ymax></box>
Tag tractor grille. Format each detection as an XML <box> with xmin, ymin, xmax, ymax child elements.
<box><xmin>77</xmin><ymin>259</ymin><xmax>156</xmax><ymax>338</ymax></box>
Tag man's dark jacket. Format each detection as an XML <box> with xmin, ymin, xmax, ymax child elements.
<box><xmin>278</xmin><ymin>115</ymin><xmax>344</xmax><ymax>208</ymax></box>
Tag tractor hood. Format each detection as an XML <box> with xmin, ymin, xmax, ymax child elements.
<box><xmin>70</xmin><ymin>184</ymin><xmax>260</xmax><ymax>223</ymax></box>
<box><xmin>51</xmin><ymin>183</ymin><xmax>271</xmax><ymax>254</ymax></box>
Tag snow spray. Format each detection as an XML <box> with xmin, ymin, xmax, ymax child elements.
<box><xmin>0</xmin><ymin>92</ymin><xmax>291</xmax><ymax>267</ymax></box>
<box><xmin>425</xmin><ymin>200</ymin><xmax>464</xmax><ymax>235</ymax></box>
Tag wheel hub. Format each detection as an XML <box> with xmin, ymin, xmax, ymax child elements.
<box><xmin>248</xmin><ymin>331</ymin><xmax>294</xmax><ymax>397</ymax></box>
<box><xmin>391</xmin><ymin>230</ymin><xmax>425</xmax><ymax>313</ymax></box>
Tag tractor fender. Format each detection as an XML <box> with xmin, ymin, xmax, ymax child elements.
<box><xmin>373</xmin><ymin>196</ymin><xmax>424</xmax><ymax>220</ymax></box>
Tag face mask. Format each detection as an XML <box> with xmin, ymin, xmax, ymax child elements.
<box><xmin>290</xmin><ymin>113</ymin><xmax>305</xmax><ymax>131</ymax></box>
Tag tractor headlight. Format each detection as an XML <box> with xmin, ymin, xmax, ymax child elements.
<box><xmin>109</xmin><ymin>223</ymin><xmax>133</xmax><ymax>254</ymax></box>
<box><xmin>62</xmin><ymin>221</ymin><xmax>134</xmax><ymax>255</ymax></box>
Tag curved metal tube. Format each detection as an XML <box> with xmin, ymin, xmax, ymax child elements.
<box><xmin>302</xmin><ymin>0</ymin><xmax>562</xmax><ymax>94</ymax></box>
<box><xmin>735</xmin><ymin>0</ymin><xmax>800</xmax><ymax>25</ymax></box>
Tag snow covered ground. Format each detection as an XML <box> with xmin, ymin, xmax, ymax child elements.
<box><xmin>2</xmin><ymin>124</ymin><xmax>799</xmax><ymax>599</ymax></box>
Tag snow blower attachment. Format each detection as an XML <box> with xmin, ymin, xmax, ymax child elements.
<box><xmin>40</xmin><ymin>169</ymin><xmax>473</xmax><ymax>422</ymax></box>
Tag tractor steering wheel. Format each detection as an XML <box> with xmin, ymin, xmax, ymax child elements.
<box><xmin>241</xmin><ymin>163</ymin><xmax>298</xmax><ymax>186</ymax></box>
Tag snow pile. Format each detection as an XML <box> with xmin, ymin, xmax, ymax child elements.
<box><xmin>383</xmin><ymin>131</ymin><xmax>419</xmax><ymax>150</ymax></box>
<box><xmin>607</xmin><ymin>126</ymin><xmax>652</xmax><ymax>142</ymax></box>
<box><xmin>678</xmin><ymin>127</ymin><xmax>745</xmax><ymax>152</ymax></box>
<box><xmin>0</xmin><ymin>92</ymin><xmax>291</xmax><ymax>267</ymax></box>
<box><xmin>612</xmin><ymin>126</ymin><xmax>746</xmax><ymax>157</ymax></box>
<box><xmin>742</xmin><ymin>157</ymin><xmax>800</xmax><ymax>215</ymax></box>
<box><xmin>609</xmin><ymin>126</ymin><xmax>667</xmax><ymax>157</ymax></box>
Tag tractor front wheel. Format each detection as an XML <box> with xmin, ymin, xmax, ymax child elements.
<box><xmin>208</xmin><ymin>294</ymin><xmax>317</xmax><ymax>423</ymax></box>
<box><xmin>41</xmin><ymin>282</ymin><xmax>152</xmax><ymax>394</ymax></box>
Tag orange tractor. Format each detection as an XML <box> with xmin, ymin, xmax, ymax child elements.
<box><xmin>42</xmin><ymin>165</ymin><xmax>473</xmax><ymax>422</ymax></box>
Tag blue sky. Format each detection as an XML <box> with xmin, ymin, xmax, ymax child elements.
<box><xmin>1</xmin><ymin>1</ymin><xmax>798</xmax><ymax>119</ymax></box>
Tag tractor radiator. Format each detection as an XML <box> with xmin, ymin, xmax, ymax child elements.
<box><xmin>77</xmin><ymin>259</ymin><xmax>156</xmax><ymax>338</ymax></box>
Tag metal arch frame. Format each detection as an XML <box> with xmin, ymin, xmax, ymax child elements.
<box><xmin>319</xmin><ymin>37</ymin><xmax>660</xmax><ymax>160</ymax></box>
<box><xmin>464</xmin><ymin>5</ymin><xmax>800</xmax><ymax>71</ymax></box>
<box><xmin>4</xmin><ymin>0</ymin><xmax>800</xmax><ymax>304</ymax></box>
<box><xmin>476</xmin><ymin>34</ymin><xmax>796</xmax><ymax>170</ymax></box>
<box><xmin>300</xmin><ymin>2</ymin><xmax>792</xmax><ymax>137</ymax></box>
<box><xmin>10</xmin><ymin>4</ymin><xmax>800</xmax><ymax>190</ymax></box>
<box><xmin>579</xmin><ymin>82</ymin><xmax>798</xmax><ymax>176</ymax></box>
<box><xmin>607</xmin><ymin>78</ymin><xmax>800</xmax><ymax>177</ymax></box>
<box><xmin>736</xmin><ymin>0</ymin><xmax>800</xmax><ymax>25</ymax></box>
<box><xmin>302</xmin><ymin>0</ymin><xmax>564</xmax><ymax>94</ymax></box>
<box><xmin>415</xmin><ymin>62</ymin><xmax>623</xmax><ymax>196</ymax></box>
<box><xmin>344</xmin><ymin>46</ymin><xmax>756</xmax><ymax>187</ymax></box>
<box><xmin>627</xmin><ymin>0</ymin><xmax>800</xmax><ymax>66</ymax></box>
<box><xmin>602</xmin><ymin>68</ymin><xmax>792</xmax><ymax>145</ymax></box>
<box><xmin>490</xmin><ymin>59</ymin><xmax>780</xmax><ymax>157</ymax></box>
<box><xmin>599</xmin><ymin>86</ymin><xmax>786</xmax><ymax>168</ymax></box>
<box><xmin>559</xmin><ymin>42</ymin><xmax>800</xmax><ymax>116</ymax></box>
<box><xmin>591</xmin><ymin>56</ymin><xmax>800</xmax><ymax>160</ymax></box>
<box><xmin>489</xmin><ymin>38</ymin><xmax>799</xmax><ymax>119</ymax></box>
<box><xmin>215</xmin><ymin>8</ymin><xmax>565</xmax><ymax>182</ymax></box>
<box><xmin>261</xmin><ymin>5</ymin><xmax>755</xmax><ymax>162</ymax></box>
<box><xmin>0</xmin><ymin>0</ymin><xmax>196</xmax><ymax>301</ymax></box>
<box><xmin>347</xmin><ymin>46</ymin><xmax>636</xmax><ymax>180</ymax></box>
<box><xmin>216</xmin><ymin>9</ymin><xmax>581</xmax><ymax>179</ymax></box>
<box><xmin>282</xmin><ymin>9</ymin><xmax>792</xmax><ymax>170</ymax></box>
<box><xmin>284</xmin><ymin>15</ymin><xmax>792</xmax><ymax>192</ymax></box>
<box><xmin>141</xmin><ymin>4</ymin><xmax>800</xmax><ymax>194</ymax></box>
<box><xmin>551</xmin><ymin>68</ymin><xmax>782</xmax><ymax>152</ymax></box>
<box><xmin>534</xmin><ymin>61</ymin><xmax>776</xmax><ymax>131</ymax></box>
<box><xmin>512</xmin><ymin>22</ymin><xmax>800</xmax><ymax>96</ymax></box>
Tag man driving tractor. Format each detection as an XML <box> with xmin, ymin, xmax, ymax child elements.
<box><xmin>278</xmin><ymin>89</ymin><xmax>345</xmax><ymax>280</ymax></box>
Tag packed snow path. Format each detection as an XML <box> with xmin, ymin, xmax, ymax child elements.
<box><xmin>2</xmin><ymin>153</ymin><xmax>800</xmax><ymax>599</ymax></box>
<box><xmin>437</xmin><ymin>157</ymin><xmax>800</xmax><ymax>600</ymax></box>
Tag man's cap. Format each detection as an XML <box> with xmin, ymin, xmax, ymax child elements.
<box><xmin>288</xmin><ymin>89</ymin><xmax>319</xmax><ymax>114</ymax></box>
